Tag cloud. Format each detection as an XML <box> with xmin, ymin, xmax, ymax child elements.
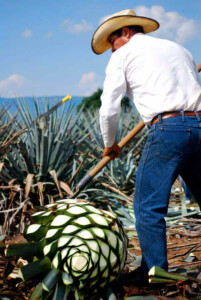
<box><xmin>80</xmin><ymin>72</ymin><xmax>96</xmax><ymax>86</ymax></box>
<box><xmin>0</xmin><ymin>74</ymin><xmax>26</xmax><ymax>97</ymax></box>
<box><xmin>61</xmin><ymin>19</ymin><xmax>93</xmax><ymax>34</ymax></box>
<box><xmin>79</xmin><ymin>72</ymin><xmax>100</xmax><ymax>96</ymax></box>
<box><xmin>22</xmin><ymin>29</ymin><xmax>33</xmax><ymax>38</ymax></box>
<box><xmin>134</xmin><ymin>5</ymin><xmax>200</xmax><ymax>45</ymax></box>
<box><xmin>46</xmin><ymin>31</ymin><xmax>54</xmax><ymax>37</ymax></box>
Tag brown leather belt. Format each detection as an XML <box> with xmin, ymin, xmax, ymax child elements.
<box><xmin>151</xmin><ymin>111</ymin><xmax>201</xmax><ymax>125</ymax></box>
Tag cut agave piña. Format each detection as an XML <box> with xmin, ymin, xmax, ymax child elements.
<box><xmin>5</xmin><ymin>198</ymin><xmax>128</xmax><ymax>299</ymax></box>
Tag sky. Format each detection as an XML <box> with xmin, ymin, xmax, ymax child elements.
<box><xmin>0</xmin><ymin>0</ymin><xmax>201</xmax><ymax>98</ymax></box>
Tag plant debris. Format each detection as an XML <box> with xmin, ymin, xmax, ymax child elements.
<box><xmin>1</xmin><ymin>200</ymin><xmax>201</xmax><ymax>299</ymax></box>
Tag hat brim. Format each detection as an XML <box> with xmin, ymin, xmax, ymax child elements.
<box><xmin>92</xmin><ymin>15</ymin><xmax>159</xmax><ymax>54</ymax></box>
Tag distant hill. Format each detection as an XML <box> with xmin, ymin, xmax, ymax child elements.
<box><xmin>0</xmin><ymin>95</ymin><xmax>83</xmax><ymax>106</ymax></box>
<box><xmin>0</xmin><ymin>96</ymin><xmax>84</xmax><ymax>115</ymax></box>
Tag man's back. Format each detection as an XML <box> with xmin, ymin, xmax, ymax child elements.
<box><xmin>109</xmin><ymin>33</ymin><xmax>201</xmax><ymax>125</ymax></box>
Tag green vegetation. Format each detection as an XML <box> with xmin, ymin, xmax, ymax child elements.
<box><xmin>1</xmin><ymin>95</ymin><xmax>200</xmax><ymax>299</ymax></box>
<box><xmin>0</xmin><ymin>95</ymin><xmax>146</xmax><ymax>299</ymax></box>
<box><xmin>77</xmin><ymin>88</ymin><xmax>133</xmax><ymax>112</ymax></box>
<box><xmin>0</xmin><ymin>97</ymin><xmax>145</xmax><ymax>231</ymax></box>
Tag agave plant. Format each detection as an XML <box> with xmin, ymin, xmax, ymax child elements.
<box><xmin>10</xmin><ymin>98</ymin><xmax>86</xmax><ymax>180</ymax></box>
<box><xmin>76</xmin><ymin>108</ymin><xmax>104</xmax><ymax>161</ymax></box>
<box><xmin>0</xmin><ymin>102</ymin><xmax>23</xmax><ymax>157</ymax></box>
<box><xmin>0</xmin><ymin>98</ymin><xmax>88</xmax><ymax>194</ymax></box>
<box><xmin>6</xmin><ymin>198</ymin><xmax>128</xmax><ymax>299</ymax></box>
<box><xmin>0</xmin><ymin>98</ymin><xmax>91</xmax><ymax>234</ymax></box>
<box><xmin>77</xmin><ymin>108</ymin><xmax>147</xmax><ymax>196</ymax></box>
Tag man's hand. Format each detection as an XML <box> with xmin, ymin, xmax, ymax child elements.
<box><xmin>103</xmin><ymin>142</ymin><xmax>121</xmax><ymax>159</ymax></box>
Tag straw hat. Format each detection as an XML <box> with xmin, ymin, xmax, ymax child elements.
<box><xmin>92</xmin><ymin>9</ymin><xmax>159</xmax><ymax>54</ymax></box>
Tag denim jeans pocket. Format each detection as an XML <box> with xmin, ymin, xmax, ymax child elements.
<box><xmin>139</xmin><ymin>129</ymin><xmax>155</xmax><ymax>163</ymax></box>
<box><xmin>146</xmin><ymin>129</ymin><xmax>154</xmax><ymax>144</ymax></box>
<box><xmin>156</xmin><ymin>127</ymin><xmax>191</xmax><ymax>160</ymax></box>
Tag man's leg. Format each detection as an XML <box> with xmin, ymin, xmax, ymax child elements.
<box><xmin>134</xmin><ymin>120</ymin><xmax>193</xmax><ymax>272</ymax></box>
<box><xmin>180</xmin><ymin>151</ymin><xmax>201</xmax><ymax>208</ymax></box>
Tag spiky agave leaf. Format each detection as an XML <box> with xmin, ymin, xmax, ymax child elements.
<box><xmin>76</xmin><ymin>107</ymin><xmax>147</xmax><ymax>195</ymax></box>
<box><xmin>0</xmin><ymin>102</ymin><xmax>22</xmax><ymax>157</ymax></box>
<box><xmin>6</xmin><ymin>198</ymin><xmax>127</xmax><ymax>299</ymax></box>
<box><xmin>2</xmin><ymin>98</ymin><xmax>88</xmax><ymax>183</ymax></box>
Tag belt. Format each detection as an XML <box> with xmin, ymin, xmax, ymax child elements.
<box><xmin>151</xmin><ymin>111</ymin><xmax>201</xmax><ymax>125</ymax></box>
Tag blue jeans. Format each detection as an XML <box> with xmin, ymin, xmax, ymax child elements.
<box><xmin>134</xmin><ymin>113</ymin><xmax>201</xmax><ymax>272</ymax></box>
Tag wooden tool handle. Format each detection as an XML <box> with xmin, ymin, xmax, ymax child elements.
<box><xmin>72</xmin><ymin>119</ymin><xmax>145</xmax><ymax>198</ymax></box>
<box><xmin>88</xmin><ymin>120</ymin><xmax>145</xmax><ymax>178</ymax></box>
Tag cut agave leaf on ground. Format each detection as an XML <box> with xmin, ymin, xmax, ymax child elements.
<box><xmin>126</xmin><ymin>228</ymin><xmax>138</xmax><ymax>238</ymax></box>
<box><xmin>29</xmin><ymin>282</ymin><xmax>48</xmax><ymax>300</ymax></box>
<box><xmin>52</xmin><ymin>281</ymin><xmax>71</xmax><ymax>300</ymax></box>
<box><xmin>148</xmin><ymin>266</ymin><xmax>187</xmax><ymax>282</ymax></box>
<box><xmin>100</xmin><ymin>196</ymin><xmax>135</xmax><ymax>226</ymax></box>
<box><xmin>149</xmin><ymin>277</ymin><xmax>176</xmax><ymax>284</ymax></box>
<box><xmin>181</xmin><ymin>195</ymin><xmax>188</xmax><ymax>216</ymax></box>
<box><xmin>165</xmin><ymin>208</ymin><xmax>200</xmax><ymax>221</ymax></box>
<box><xmin>19</xmin><ymin>256</ymin><xmax>51</xmax><ymax>281</ymax></box>
<box><xmin>5</xmin><ymin>240</ymin><xmax>45</xmax><ymax>259</ymax></box>
<box><xmin>184</xmin><ymin>253</ymin><xmax>196</xmax><ymax>262</ymax></box>
<box><xmin>106</xmin><ymin>287</ymin><xmax>117</xmax><ymax>300</ymax></box>
<box><xmin>0</xmin><ymin>234</ymin><xmax>6</xmax><ymax>241</ymax></box>
<box><xmin>42</xmin><ymin>268</ymin><xmax>60</xmax><ymax>292</ymax></box>
<box><xmin>132</xmin><ymin>255</ymin><xmax>142</xmax><ymax>267</ymax></box>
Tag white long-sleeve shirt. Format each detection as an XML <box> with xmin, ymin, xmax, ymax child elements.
<box><xmin>100</xmin><ymin>33</ymin><xmax>201</xmax><ymax>147</ymax></box>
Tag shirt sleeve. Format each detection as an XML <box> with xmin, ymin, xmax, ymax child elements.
<box><xmin>197</xmin><ymin>72</ymin><xmax>201</xmax><ymax>86</ymax></box>
<box><xmin>100</xmin><ymin>52</ymin><xmax>126</xmax><ymax>147</ymax></box>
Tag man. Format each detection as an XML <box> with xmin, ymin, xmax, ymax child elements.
<box><xmin>91</xmin><ymin>9</ymin><xmax>201</xmax><ymax>282</ymax></box>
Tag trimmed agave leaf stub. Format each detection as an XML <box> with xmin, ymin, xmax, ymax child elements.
<box><xmin>12</xmin><ymin>198</ymin><xmax>128</xmax><ymax>299</ymax></box>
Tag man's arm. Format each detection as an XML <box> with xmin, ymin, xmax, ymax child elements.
<box><xmin>99</xmin><ymin>52</ymin><xmax>127</xmax><ymax>158</ymax></box>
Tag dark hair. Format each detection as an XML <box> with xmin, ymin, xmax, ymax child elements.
<box><xmin>127</xmin><ymin>25</ymin><xmax>144</xmax><ymax>33</ymax></box>
<box><xmin>110</xmin><ymin>25</ymin><xmax>144</xmax><ymax>37</ymax></box>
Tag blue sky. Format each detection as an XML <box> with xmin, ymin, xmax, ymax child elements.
<box><xmin>0</xmin><ymin>0</ymin><xmax>201</xmax><ymax>98</ymax></box>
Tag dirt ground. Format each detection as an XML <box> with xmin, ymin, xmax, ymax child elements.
<box><xmin>1</xmin><ymin>186</ymin><xmax>201</xmax><ymax>299</ymax></box>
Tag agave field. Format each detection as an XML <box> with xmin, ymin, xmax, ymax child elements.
<box><xmin>1</xmin><ymin>97</ymin><xmax>201</xmax><ymax>299</ymax></box>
